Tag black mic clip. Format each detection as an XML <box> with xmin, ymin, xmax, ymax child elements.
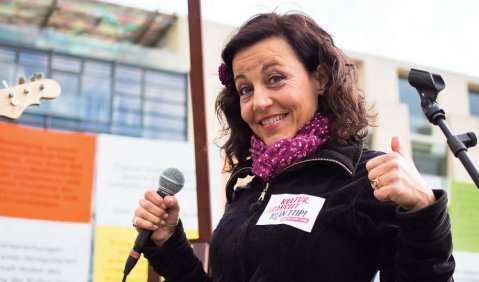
<box><xmin>408</xmin><ymin>68</ymin><xmax>479</xmax><ymax>188</ymax></box>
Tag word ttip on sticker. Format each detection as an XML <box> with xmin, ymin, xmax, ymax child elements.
<box><xmin>269</xmin><ymin>209</ymin><xmax>308</xmax><ymax>220</ymax></box>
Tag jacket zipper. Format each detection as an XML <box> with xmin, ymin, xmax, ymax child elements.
<box><xmin>279</xmin><ymin>157</ymin><xmax>353</xmax><ymax>176</ymax></box>
<box><xmin>257</xmin><ymin>182</ymin><xmax>270</xmax><ymax>202</ymax></box>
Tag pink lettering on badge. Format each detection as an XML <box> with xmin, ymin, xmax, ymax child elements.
<box><xmin>281</xmin><ymin>217</ymin><xmax>309</xmax><ymax>223</ymax></box>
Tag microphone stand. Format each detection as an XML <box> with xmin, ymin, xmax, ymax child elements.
<box><xmin>408</xmin><ymin>68</ymin><xmax>479</xmax><ymax>189</ymax></box>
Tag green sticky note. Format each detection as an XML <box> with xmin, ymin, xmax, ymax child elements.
<box><xmin>449</xmin><ymin>180</ymin><xmax>479</xmax><ymax>252</ymax></box>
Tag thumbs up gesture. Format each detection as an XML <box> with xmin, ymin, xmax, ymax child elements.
<box><xmin>366</xmin><ymin>136</ymin><xmax>436</xmax><ymax>211</ymax></box>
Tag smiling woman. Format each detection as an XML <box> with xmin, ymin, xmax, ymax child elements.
<box><xmin>133</xmin><ymin>11</ymin><xmax>455</xmax><ymax>282</ymax></box>
<box><xmin>217</xmin><ymin>14</ymin><xmax>369</xmax><ymax>169</ymax></box>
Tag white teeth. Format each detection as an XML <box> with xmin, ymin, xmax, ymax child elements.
<box><xmin>261</xmin><ymin>114</ymin><xmax>286</xmax><ymax>126</ymax></box>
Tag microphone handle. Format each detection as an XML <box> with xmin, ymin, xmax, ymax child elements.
<box><xmin>123</xmin><ymin>189</ymin><xmax>172</xmax><ymax>277</ymax></box>
<box><xmin>133</xmin><ymin>229</ymin><xmax>154</xmax><ymax>253</ymax></box>
<box><xmin>132</xmin><ymin>189</ymin><xmax>172</xmax><ymax>255</ymax></box>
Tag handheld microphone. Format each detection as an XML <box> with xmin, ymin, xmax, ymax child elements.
<box><xmin>122</xmin><ymin>167</ymin><xmax>185</xmax><ymax>281</ymax></box>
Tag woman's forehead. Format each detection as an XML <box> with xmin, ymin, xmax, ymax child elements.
<box><xmin>232</xmin><ymin>38</ymin><xmax>299</xmax><ymax>73</ymax></box>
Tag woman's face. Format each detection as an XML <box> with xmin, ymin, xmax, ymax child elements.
<box><xmin>232</xmin><ymin>37</ymin><xmax>326</xmax><ymax>146</ymax></box>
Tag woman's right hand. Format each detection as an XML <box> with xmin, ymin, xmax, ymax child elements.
<box><xmin>133</xmin><ymin>189</ymin><xmax>180</xmax><ymax>246</ymax></box>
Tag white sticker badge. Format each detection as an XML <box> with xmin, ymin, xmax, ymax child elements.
<box><xmin>256</xmin><ymin>193</ymin><xmax>325</xmax><ymax>232</ymax></box>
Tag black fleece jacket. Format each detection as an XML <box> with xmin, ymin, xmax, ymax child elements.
<box><xmin>143</xmin><ymin>139</ymin><xmax>455</xmax><ymax>281</ymax></box>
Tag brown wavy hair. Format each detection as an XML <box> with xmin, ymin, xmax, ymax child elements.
<box><xmin>215</xmin><ymin>12</ymin><xmax>371</xmax><ymax>171</ymax></box>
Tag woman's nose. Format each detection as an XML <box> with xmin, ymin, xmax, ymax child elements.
<box><xmin>252</xmin><ymin>89</ymin><xmax>273</xmax><ymax>111</ymax></box>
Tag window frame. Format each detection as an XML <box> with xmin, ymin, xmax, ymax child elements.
<box><xmin>0</xmin><ymin>43</ymin><xmax>188</xmax><ymax>141</ymax></box>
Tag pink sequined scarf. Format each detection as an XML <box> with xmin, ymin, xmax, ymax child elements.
<box><xmin>250</xmin><ymin>112</ymin><xmax>329</xmax><ymax>182</ymax></box>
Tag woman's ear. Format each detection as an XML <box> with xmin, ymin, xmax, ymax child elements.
<box><xmin>313</xmin><ymin>65</ymin><xmax>329</xmax><ymax>95</ymax></box>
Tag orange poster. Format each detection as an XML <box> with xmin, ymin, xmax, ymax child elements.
<box><xmin>0</xmin><ymin>123</ymin><xmax>96</xmax><ymax>223</ymax></box>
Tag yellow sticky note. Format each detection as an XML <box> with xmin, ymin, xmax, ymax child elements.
<box><xmin>93</xmin><ymin>225</ymin><xmax>148</xmax><ymax>282</ymax></box>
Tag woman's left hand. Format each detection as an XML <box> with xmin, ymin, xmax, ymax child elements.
<box><xmin>366</xmin><ymin>136</ymin><xmax>436</xmax><ymax>211</ymax></box>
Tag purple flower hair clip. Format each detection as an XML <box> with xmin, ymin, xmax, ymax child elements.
<box><xmin>218</xmin><ymin>63</ymin><xmax>233</xmax><ymax>87</ymax></box>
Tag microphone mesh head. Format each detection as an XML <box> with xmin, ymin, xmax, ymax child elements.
<box><xmin>158</xmin><ymin>167</ymin><xmax>185</xmax><ymax>195</ymax></box>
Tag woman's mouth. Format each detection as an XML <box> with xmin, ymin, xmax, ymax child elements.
<box><xmin>260</xmin><ymin>114</ymin><xmax>287</xmax><ymax>126</ymax></box>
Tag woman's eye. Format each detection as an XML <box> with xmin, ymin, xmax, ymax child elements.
<box><xmin>268</xmin><ymin>75</ymin><xmax>283</xmax><ymax>84</ymax></box>
<box><xmin>238</xmin><ymin>85</ymin><xmax>253</xmax><ymax>96</ymax></box>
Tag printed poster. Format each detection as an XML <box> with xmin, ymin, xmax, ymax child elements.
<box><xmin>93</xmin><ymin>134</ymin><xmax>200</xmax><ymax>280</ymax></box>
<box><xmin>0</xmin><ymin>123</ymin><xmax>96</xmax><ymax>281</ymax></box>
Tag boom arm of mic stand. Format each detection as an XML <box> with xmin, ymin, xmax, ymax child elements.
<box><xmin>436</xmin><ymin>118</ymin><xmax>479</xmax><ymax>188</ymax></box>
<box><xmin>422</xmin><ymin>98</ymin><xmax>479</xmax><ymax>188</ymax></box>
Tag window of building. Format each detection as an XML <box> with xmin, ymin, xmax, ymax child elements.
<box><xmin>143</xmin><ymin>70</ymin><xmax>187</xmax><ymax>140</ymax></box>
<box><xmin>81</xmin><ymin>60</ymin><xmax>112</xmax><ymax>132</ymax></box>
<box><xmin>399</xmin><ymin>76</ymin><xmax>431</xmax><ymax>135</ymax></box>
<box><xmin>469</xmin><ymin>88</ymin><xmax>479</xmax><ymax>117</ymax></box>
<box><xmin>411</xmin><ymin>141</ymin><xmax>447</xmax><ymax>176</ymax></box>
<box><xmin>0</xmin><ymin>44</ymin><xmax>188</xmax><ymax>141</ymax></box>
<box><xmin>0</xmin><ymin>46</ymin><xmax>15</xmax><ymax>84</ymax></box>
<box><xmin>52</xmin><ymin>55</ymin><xmax>82</xmax><ymax>118</ymax></box>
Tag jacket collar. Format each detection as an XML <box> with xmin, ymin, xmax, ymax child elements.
<box><xmin>309</xmin><ymin>138</ymin><xmax>364</xmax><ymax>176</ymax></box>
<box><xmin>225</xmin><ymin>138</ymin><xmax>364</xmax><ymax>203</ymax></box>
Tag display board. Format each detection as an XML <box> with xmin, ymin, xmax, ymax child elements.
<box><xmin>0</xmin><ymin>123</ymin><xmax>95</xmax><ymax>281</ymax></box>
